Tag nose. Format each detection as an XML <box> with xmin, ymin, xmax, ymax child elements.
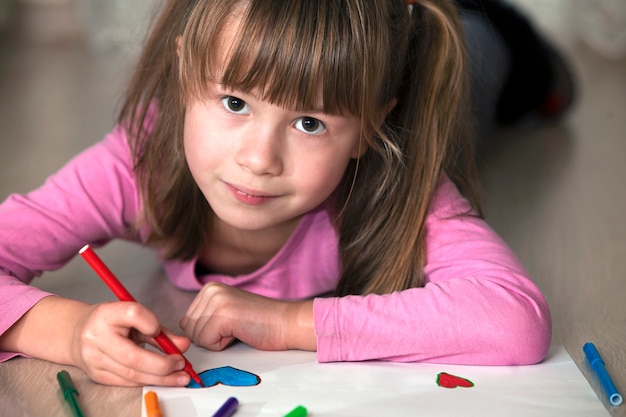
<box><xmin>235</xmin><ymin>124</ymin><xmax>284</xmax><ymax>176</ymax></box>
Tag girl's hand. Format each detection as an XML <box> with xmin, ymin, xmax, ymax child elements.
<box><xmin>179</xmin><ymin>283</ymin><xmax>316</xmax><ymax>352</ymax></box>
<box><xmin>71</xmin><ymin>302</ymin><xmax>192</xmax><ymax>387</ymax></box>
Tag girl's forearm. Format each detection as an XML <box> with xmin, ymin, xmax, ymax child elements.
<box><xmin>286</xmin><ymin>300</ymin><xmax>317</xmax><ymax>351</ymax></box>
<box><xmin>0</xmin><ymin>296</ymin><xmax>92</xmax><ymax>365</ymax></box>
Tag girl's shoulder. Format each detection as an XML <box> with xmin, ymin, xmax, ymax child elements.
<box><xmin>428</xmin><ymin>174</ymin><xmax>475</xmax><ymax>219</ymax></box>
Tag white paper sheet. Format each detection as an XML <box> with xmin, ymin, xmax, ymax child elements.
<box><xmin>141</xmin><ymin>344</ymin><xmax>608</xmax><ymax>417</ymax></box>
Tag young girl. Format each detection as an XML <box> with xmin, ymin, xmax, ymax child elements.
<box><xmin>0</xmin><ymin>0</ymin><xmax>551</xmax><ymax>387</ymax></box>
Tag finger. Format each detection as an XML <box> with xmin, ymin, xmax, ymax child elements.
<box><xmin>87</xmin><ymin>353</ymin><xmax>190</xmax><ymax>387</ymax></box>
<box><xmin>109</xmin><ymin>334</ymin><xmax>185</xmax><ymax>373</ymax></box>
<box><xmin>96</xmin><ymin>337</ymin><xmax>191</xmax><ymax>386</ymax></box>
<box><xmin>181</xmin><ymin>302</ymin><xmax>221</xmax><ymax>346</ymax></box>
<box><xmin>108</xmin><ymin>302</ymin><xmax>195</xmax><ymax>356</ymax></box>
<box><xmin>90</xmin><ymin>363</ymin><xmax>189</xmax><ymax>387</ymax></box>
<box><xmin>139</xmin><ymin>328</ymin><xmax>192</xmax><ymax>354</ymax></box>
<box><xmin>178</xmin><ymin>283</ymin><xmax>241</xmax><ymax>350</ymax></box>
<box><xmin>179</xmin><ymin>303</ymin><xmax>209</xmax><ymax>340</ymax></box>
<box><xmin>161</xmin><ymin>327</ymin><xmax>192</xmax><ymax>351</ymax></box>
<box><xmin>206</xmin><ymin>335</ymin><xmax>236</xmax><ymax>351</ymax></box>
<box><xmin>180</xmin><ymin>282</ymin><xmax>225</xmax><ymax>328</ymax></box>
<box><xmin>180</xmin><ymin>295</ymin><xmax>206</xmax><ymax>329</ymax></box>
<box><xmin>181</xmin><ymin>312</ymin><xmax>235</xmax><ymax>351</ymax></box>
<box><xmin>79</xmin><ymin>328</ymin><xmax>189</xmax><ymax>386</ymax></box>
<box><xmin>109</xmin><ymin>302</ymin><xmax>162</xmax><ymax>338</ymax></box>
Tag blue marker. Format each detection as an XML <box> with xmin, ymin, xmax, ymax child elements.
<box><xmin>583</xmin><ymin>342</ymin><xmax>623</xmax><ymax>406</ymax></box>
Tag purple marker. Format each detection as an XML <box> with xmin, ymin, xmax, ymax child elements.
<box><xmin>212</xmin><ymin>397</ymin><xmax>239</xmax><ymax>417</ymax></box>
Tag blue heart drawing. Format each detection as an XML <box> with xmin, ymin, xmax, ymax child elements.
<box><xmin>187</xmin><ymin>366</ymin><xmax>261</xmax><ymax>389</ymax></box>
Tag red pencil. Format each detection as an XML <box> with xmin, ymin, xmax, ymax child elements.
<box><xmin>79</xmin><ymin>244</ymin><xmax>204</xmax><ymax>387</ymax></box>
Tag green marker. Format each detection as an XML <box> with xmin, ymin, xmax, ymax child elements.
<box><xmin>283</xmin><ymin>405</ymin><xmax>307</xmax><ymax>417</ymax></box>
<box><xmin>56</xmin><ymin>370</ymin><xmax>85</xmax><ymax>417</ymax></box>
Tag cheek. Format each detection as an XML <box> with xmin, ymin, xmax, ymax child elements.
<box><xmin>293</xmin><ymin>150</ymin><xmax>352</xmax><ymax>197</ymax></box>
<box><xmin>183</xmin><ymin>108</ymin><xmax>226</xmax><ymax>171</ymax></box>
<box><xmin>184</xmin><ymin>134</ymin><xmax>226</xmax><ymax>181</ymax></box>
<box><xmin>183</xmin><ymin>124</ymin><xmax>204</xmax><ymax>174</ymax></box>
<box><xmin>306</xmin><ymin>133</ymin><xmax>360</xmax><ymax>189</ymax></box>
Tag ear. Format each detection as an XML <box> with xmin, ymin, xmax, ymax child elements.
<box><xmin>380</xmin><ymin>98</ymin><xmax>397</xmax><ymax>123</ymax></box>
<box><xmin>350</xmin><ymin>136</ymin><xmax>368</xmax><ymax>159</ymax></box>
<box><xmin>350</xmin><ymin>98</ymin><xmax>397</xmax><ymax>159</ymax></box>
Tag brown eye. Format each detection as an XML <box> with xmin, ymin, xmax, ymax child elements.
<box><xmin>295</xmin><ymin>117</ymin><xmax>325</xmax><ymax>134</ymax></box>
<box><xmin>222</xmin><ymin>96</ymin><xmax>249</xmax><ymax>114</ymax></box>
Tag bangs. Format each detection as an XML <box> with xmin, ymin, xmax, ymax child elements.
<box><xmin>179</xmin><ymin>0</ymin><xmax>376</xmax><ymax>116</ymax></box>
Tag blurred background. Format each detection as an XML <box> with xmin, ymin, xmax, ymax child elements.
<box><xmin>0</xmin><ymin>0</ymin><xmax>625</xmax><ymax>416</ymax></box>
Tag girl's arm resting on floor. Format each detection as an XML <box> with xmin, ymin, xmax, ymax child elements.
<box><xmin>313</xmin><ymin>177</ymin><xmax>552</xmax><ymax>365</ymax></box>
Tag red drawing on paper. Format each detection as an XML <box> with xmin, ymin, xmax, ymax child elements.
<box><xmin>436</xmin><ymin>372</ymin><xmax>474</xmax><ymax>388</ymax></box>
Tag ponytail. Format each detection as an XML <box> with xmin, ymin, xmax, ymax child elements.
<box><xmin>335</xmin><ymin>0</ymin><xmax>480</xmax><ymax>296</ymax></box>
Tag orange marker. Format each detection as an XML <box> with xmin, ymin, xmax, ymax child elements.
<box><xmin>144</xmin><ymin>391</ymin><xmax>163</xmax><ymax>417</ymax></box>
<box><xmin>79</xmin><ymin>244</ymin><xmax>204</xmax><ymax>387</ymax></box>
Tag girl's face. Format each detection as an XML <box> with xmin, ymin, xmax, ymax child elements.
<box><xmin>183</xmin><ymin>82</ymin><xmax>363</xmax><ymax>234</ymax></box>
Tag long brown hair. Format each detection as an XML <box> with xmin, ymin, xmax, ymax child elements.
<box><xmin>119</xmin><ymin>0</ymin><xmax>480</xmax><ymax>296</ymax></box>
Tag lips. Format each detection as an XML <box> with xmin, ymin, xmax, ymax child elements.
<box><xmin>224</xmin><ymin>182</ymin><xmax>278</xmax><ymax>206</ymax></box>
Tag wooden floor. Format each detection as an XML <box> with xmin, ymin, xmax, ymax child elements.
<box><xmin>0</xmin><ymin>1</ymin><xmax>625</xmax><ymax>416</ymax></box>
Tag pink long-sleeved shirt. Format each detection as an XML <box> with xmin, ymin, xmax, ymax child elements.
<box><xmin>0</xmin><ymin>123</ymin><xmax>551</xmax><ymax>365</ymax></box>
